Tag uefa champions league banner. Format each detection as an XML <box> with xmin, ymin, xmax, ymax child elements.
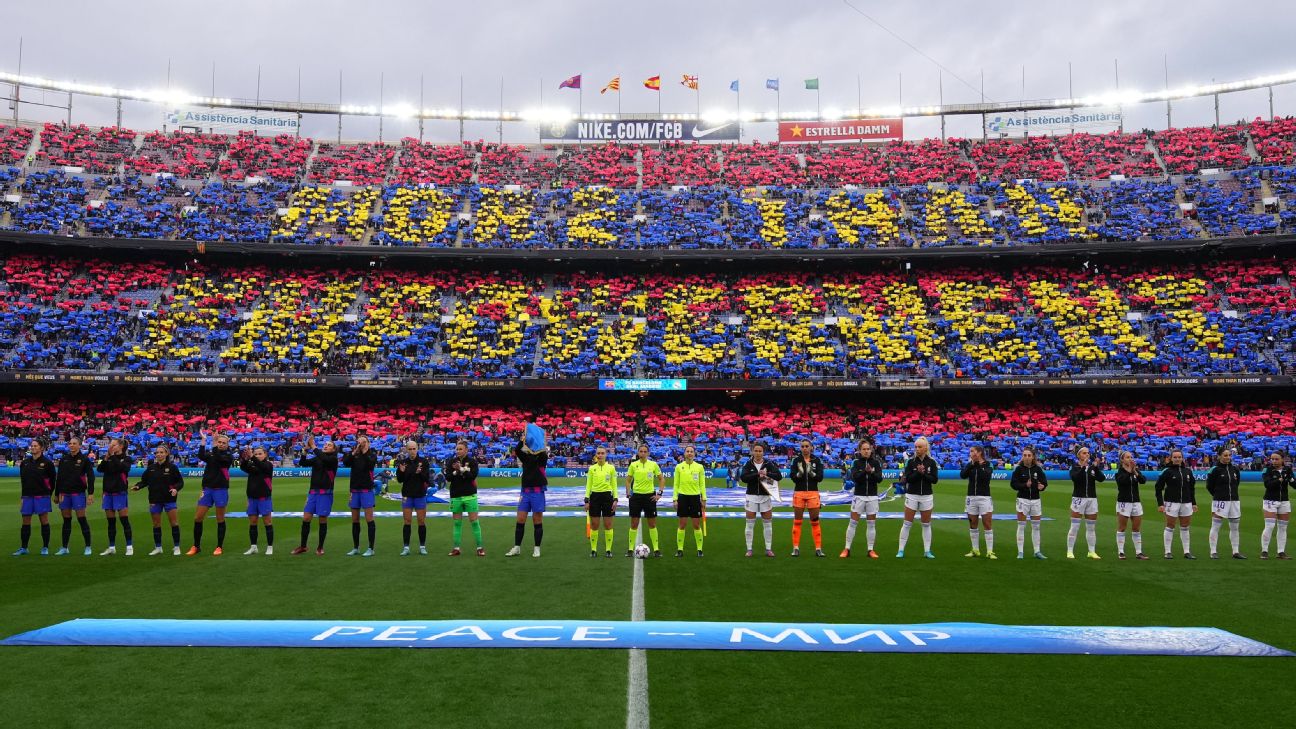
<box><xmin>984</xmin><ymin>107</ymin><xmax>1121</xmax><ymax>137</ymax></box>
<box><xmin>541</xmin><ymin>119</ymin><xmax>739</xmax><ymax>142</ymax></box>
<box><xmin>165</xmin><ymin>105</ymin><xmax>300</xmax><ymax>134</ymax></box>
<box><xmin>4</xmin><ymin>618</ymin><xmax>1289</xmax><ymax>657</ymax></box>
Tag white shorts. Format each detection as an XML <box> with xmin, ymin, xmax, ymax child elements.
<box><xmin>1116</xmin><ymin>502</ymin><xmax>1144</xmax><ymax>518</ymax></box>
<box><xmin>1163</xmin><ymin>502</ymin><xmax>1196</xmax><ymax>518</ymax></box>
<box><xmin>965</xmin><ymin>496</ymin><xmax>994</xmax><ymax>516</ymax></box>
<box><xmin>744</xmin><ymin>494</ymin><xmax>773</xmax><ymax>513</ymax></box>
<box><xmin>1212</xmin><ymin>501</ymin><xmax>1241</xmax><ymax>519</ymax></box>
<box><xmin>904</xmin><ymin>494</ymin><xmax>934</xmax><ymax>512</ymax></box>
<box><xmin>1070</xmin><ymin>497</ymin><xmax>1098</xmax><ymax>516</ymax></box>
<box><xmin>851</xmin><ymin>495</ymin><xmax>880</xmax><ymax>516</ymax></box>
<box><xmin>1015</xmin><ymin>498</ymin><xmax>1042</xmax><ymax>518</ymax></box>
<box><xmin>1262</xmin><ymin>500</ymin><xmax>1292</xmax><ymax>515</ymax></box>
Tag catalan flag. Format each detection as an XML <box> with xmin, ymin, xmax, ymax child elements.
<box><xmin>644</xmin><ymin>75</ymin><xmax>661</xmax><ymax>91</ymax></box>
<box><xmin>601</xmin><ymin>76</ymin><xmax>621</xmax><ymax>95</ymax></box>
<box><xmin>681</xmin><ymin>74</ymin><xmax>699</xmax><ymax>90</ymax></box>
<box><xmin>559</xmin><ymin>74</ymin><xmax>581</xmax><ymax>90</ymax></box>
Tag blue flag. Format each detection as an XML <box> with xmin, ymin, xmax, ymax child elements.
<box><xmin>525</xmin><ymin>423</ymin><xmax>547</xmax><ymax>452</ymax></box>
<box><xmin>765</xmin><ymin>78</ymin><xmax>779</xmax><ymax>91</ymax></box>
<box><xmin>729</xmin><ymin>80</ymin><xmax>739</xmax><ymax>92</ymax></box>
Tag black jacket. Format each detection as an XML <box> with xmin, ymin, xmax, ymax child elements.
<box><xmin>240</xmin><ymin>457</ymin><xmax>273</xmax><ymax>499</ymax></box>
<box><xmin>20</xmin><ymin>455</ymin><xmax>56</xmax><ymax>497</ymax></box>
<box><xmin>1206</xmin><ymin>464</ymin><xmax>1242</xmax><ymax>502</ymax></box>
<box><xmin>1010</xmin><ymin>463</ymin><xmax>1048</xmax><ymax>500</ymax></box>
<box><xmin>444</xmin><ymin>456</ymin><xmax>480</xmax><ymax>498</ymax></box>
<box><xmin>1155</xmin><ymin>465</ymin><xmax>1196</xmax><ymax>506</ymax></box>
<box><xmin>789</xmin><ymin>456</ymin><xmax>825</xmax><ymax>491</ymax></box>
<box><xmin>197</xmin><ymin>445</ymin><xmax>234</xmax><ymax>490</ymax></box>
<box><xmin>849</xmin><ymin>455</ymin><xmax>884</xmax><ymax>497</ymax></box>
<box><xmin>341</xmin><ymin>449</ymin><xmax>379</xmax><ymax>491</ymax></box>
<box><xmin>55</xmin><ymin>452</ymin><xmax>96</xmax><ymax>495</ymax></box>
<box><xmin>96</xmin><ymin>452</ymin><xmax>132</xmax><ymax>494</ymax></box>
<box><xmin>298</xmin><ymin>449</ymin><xmax>339</xmax><ymax>491</ymax></box>
<box><xmin>395</xmin><ymin>455</ymin><xmax>432</xmax><ymax>498</ymax></box>
<box><xmin>515</xmin><ymin>441</ymin><xmax>548</xmax><ymax>489</ymax></box>
<box><xmin>1068</xmin><ymin>464</ymin><xmax>1106</xmax><ymax>499</ymax></box>
<box><xmin>903</xmin><ymin>456</ymin><xmax>939</xmax><ymax>496</ymax></box>
<box><xmin>740</xmin><ymin>459</ymin><xmax>782</xmax><ymax>496</ymax></box>
<box><xmin>1263</xmin><ymin>465</ymin><xmax>1294</xmax><ymax>502</ymax></box>
<box><xmin>960</xmin><ymin>461</ymin><xmax>993</xmax><ymax>497</ymax></box>
<box><xmin>1115</xmin><ymin>468</ymin><xmax>1146</xmax><ymax>503</ymax></box>
<box><xmin>137</xmin><ymin>460</ymin><xmax>184</xmax><ymax>504</ymax></box>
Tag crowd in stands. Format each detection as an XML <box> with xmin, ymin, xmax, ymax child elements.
<box><xmin>0</xmin><ymin>120</ymin><xmax>1294</xmax><ymax>248</ymax></box>
<box><xmin>4</xmin><ymin>169</ymin><xmax>1295</xmax><ymax>247</ymax></box>
<box><xmin>1</xmin><ymin>398</ymin><xmax>1292</xmax><ymax>476</ymax></box>
<box><xmin>33</xmin><ymin>124</ymin><xmax>136</xmax><ymax>174</ymax></box>
<box><xmin>0</xmin><ymin>124</ymin><xmax>33</xmax><ymax>165</ymax></box>
<box><xmin>0</xmin><ymin>254</ymin><xmax>1291</xmax><ymax>378</ymax></box>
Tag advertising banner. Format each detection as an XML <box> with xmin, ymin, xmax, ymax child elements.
<box><xmin>984</xmin><ymin>108</ymin><xmax>1121</xmax><ymax>136</ymax></box>
<box><xmin>541</xmin><ymin>119</ymin><xmax>739</xmax><ymax>142</ymax></box>
<box><xmin>778</xmin><ymin>118</ymin><xmax>903</xmax><ymax>143</ymax></box>
<box><xmin>165</xmin><ymin>106</ymin><xmax>300</xmax><ymax>134</ymax></box>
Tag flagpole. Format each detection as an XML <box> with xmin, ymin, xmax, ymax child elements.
<box><xmin>736</xmin><ymin>83</ymin><xmax>741</xmax><ymax>141</ymax></box>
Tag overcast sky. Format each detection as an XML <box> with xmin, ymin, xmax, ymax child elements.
<box><xmin>3</xmin><ymin>0</ymin><xmax>1295</xmax><ymax>143</ymax></box>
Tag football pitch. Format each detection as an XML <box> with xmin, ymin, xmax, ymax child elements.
<box><xmin>1</xmin><ymin>476</ymin><xmax>1293</xmax><ymax>729</ymax></box>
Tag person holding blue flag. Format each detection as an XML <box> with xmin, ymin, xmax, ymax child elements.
<box><xmin>506</xmin><ymin>424</ymin><xmax>548</xmax><ymax>558</ymax></box>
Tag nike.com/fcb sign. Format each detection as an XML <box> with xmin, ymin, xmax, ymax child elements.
<box><xmin>778</xmin><ymin>118</ymin><xmax>903</xmax><ymax>143</ymax></box>
<box><xmin>542</xmin><ymin>120</ymin><xmax>739</xmax><ymax>142</ymax></box>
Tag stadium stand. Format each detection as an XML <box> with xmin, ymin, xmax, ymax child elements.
<box><xmin>219</xmin><ymin>132</ymin><xmax>312</xmax><ymax>181</ymax></box>
<box><xmin>127</xmin><ymin>131</ymin><xmax>229</xmax><ymax>178</ymax></box>
<box><xmin>33</xmin><ymin>123</ymin><xmax>136</xmax><ymax>173</ymax></box>
<box><xmin>0</xmin><ymin>124</ymin><xmax>35</xmax><ymax>165</ymax></box>
<box><xmin>307</xmin><ymin>142</ymin><xmax>396</xmax><ymax>185</ymax></box>
<box><xmin>392</xmin><ymin>138</ymin><xmax>475</xmax><ymax>185</ymax></box>
<box><xmin>1054</xmin><ymin>131</ymin><xmax>1162</xmax><ymax>180</ymax></box>
<box><xmin>0</xmin><ymin>254</ymin><xmax>1291</xmax><ymax>378</ymax></box>
<box><xmin>1155</xmin><ymin>125</ymin><xmax>1251</xmax><ymax>173</ymax></box>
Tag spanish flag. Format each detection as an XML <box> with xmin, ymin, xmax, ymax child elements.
<box><xmin>644</xmin><ymin>75</ymin><xmax>661</xmax><ymax>91</ymax></box>
<box><xmin>681</xmin><ymin>74</ymin><xmax>699</xmax><ymax>90</ymax></box>
<box><xmin>601</xmin><ymin>76</ymin><xmax>621</xmax><ymax>94</ymax></box>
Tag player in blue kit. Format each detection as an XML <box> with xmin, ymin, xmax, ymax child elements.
<box><xmin>187</xmin><ymin>430</ymin><xmax>234</xmax><ymax>556</ymax></box>
<box><xmin>396</xmin><ymin>441</ymin><xmax>432</xmax><ymax>556</ymax></box>
<box><xmin>132</xmin><ymin>445</ymin><xmax>184</xmax><ymax>556</ymax></box>
<box><xmin>53</xmin><ymin>436</ymin><xmax>95</xmax><ymax>556</ymax></box>
<box><xmin>294</xmin><ymin>434</ymin><xmax>337</xmax><ymax>555</ymax></box>
<box><xmin>14</xmin><ymin>439</ymin><xmax>55</xmax><ymax>556</ymax></box>
<box><xmin>341</xmin><ymin>435</ymin><xmax>379</xmax><ymax>556</ymax></box>
<box><xmin>96</xmin><ymin>438</ymin><xmax>134</xmax><ymax>556</ymax></box>
<box><xmin>240</xmin><ymin>446</ymin><xmax>275</xmax><ymax>556</ymax></box>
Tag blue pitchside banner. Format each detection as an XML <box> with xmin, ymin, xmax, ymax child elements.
<box><xmin>541</xmin><ymin>119</ymin><xmax>739</xmax><ymax>142</ymax></box>
<box><xmin>2</xmin><ymin>619</ymin><xmax>1290</xmax><ymax>657</ymax></box>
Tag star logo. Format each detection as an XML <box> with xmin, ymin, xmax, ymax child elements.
<box><xmin>790</xmin><ymin>125</ymin><xmax>804</xmax><ymax>137</ymax></box>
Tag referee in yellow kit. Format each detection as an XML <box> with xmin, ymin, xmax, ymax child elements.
<box><xmin>673</xmin><ymin>445</ymin><xmax>707</xmax><ymax>557</ymax></box>
<box><xmin>585</xmin><ymin>446</ymin><xmax>619</xmax><ymax>558</ymax></box>
<box><xmin>625</xmin><ymin>444</ymin><xmax>665</xmax><ymax>557</ymax></box>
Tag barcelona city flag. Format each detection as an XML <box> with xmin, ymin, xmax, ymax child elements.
<box><xmin>644</xmin><ymin>75</ymin><xmax>661</xmax><ymax>91</ymax></box>
<box><xmin>559</xmin><ymin>74</ymin><xmax>582</xmax><ymax>90</ymax></box>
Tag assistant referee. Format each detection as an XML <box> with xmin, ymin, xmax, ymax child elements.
<box><xmin>673</xmin><ymin>445</ymin><xmax>707</xmax><ymax>557</ymax></box>
<box><xmin>586</xmin><ymin>446</ymin><xmax>618</xmax><ymax>557</ymax></box>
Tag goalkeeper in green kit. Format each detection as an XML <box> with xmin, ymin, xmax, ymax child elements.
<box><xmin>444</xmin><ymin>441</ymin><xmax>484</xmax><ymax>556</ymax></box>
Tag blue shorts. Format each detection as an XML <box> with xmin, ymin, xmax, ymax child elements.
<box><xmin>403</xmin><ymin>497</ymin><xmax>428</xmax><ymax>510</ymax></box>
<box><xmin>518</xmin><ymin>490</ymin><xmax>546</xmax><ymax>513</ymax></box>
<box><xmin>246</xmin><ymin>497</ymin><xmax>273</xmax><ymax>517</ymax></box>
<box><xmin>21</xmin><ymin>496</ymin><xmax>52</xmax><ymax>516</ymax></box>
<box><xmin>349</xmin><ymin>491</ymin><xmax>375</xmax><ymax>510</ymax></box>
<box><xmin>303</xmin><ymin>491</ymin><xmax>334</xmax><ymax>516</ymax></box>
<box><xmin>149</xmin><ymin>502</ymin><xmax>177</xmax><ymax>514</ymax></box>
<box><xmin>58</xmin><ymin>493</ymin><xmax>87</xmax><ymax>512</ymax></box>
<box><xmin>197</xmin><ymin>488</ymin><xmax>230</xmax><ymax>509</ymax></box>
<box><xmin>101</xmin><ymin>493</ymin><xmax>129</xmax><ymax>511</ymax></box>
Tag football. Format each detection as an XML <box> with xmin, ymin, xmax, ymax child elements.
<box><xmin>634</xmin><ymin>543</ymin><xmax>652</xmax><ymax>559</ymax></box>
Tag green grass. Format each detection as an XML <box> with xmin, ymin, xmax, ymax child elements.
<box><xmin>0</xmin><ymin>477</ymin><xmax>1293</xmax><ymax>728</ymax></box>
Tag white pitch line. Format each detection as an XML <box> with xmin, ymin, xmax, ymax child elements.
<box><xmin>627</xmin><ymin>524</ymin><xmax>650</xmax><ymax>729</ymax></box>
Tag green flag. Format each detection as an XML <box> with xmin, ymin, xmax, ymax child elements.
<box><xmin>804</xmin><ymin>78</ymin><xmax>819</xmax><ymax>90</ymax></box>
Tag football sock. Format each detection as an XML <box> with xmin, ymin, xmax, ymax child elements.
<box><xmin>676</xmin><ymin>529</ymin><xmax>685</xmax><ymax>551</ymax></box>
<box><xmin>1066</xmin><ymin>518</ymin><xmax>1079</xmax><ymax>553</ymax></box>
<box><xmin>249</xmin><ymin>525</ymin><xmax>258</xmax><ymax>546</ymax></box>
<box><xmin>417</xmin><ymin>524</ymin><xmax>426</xmax><ymax>547</ymax></box>
<box><xmin>744</xmin><ymin>518</ymin><xmax>755</xmax><ymax>550</ymax></box>
<box><xmin>1016</xmin><ymin>522</ymin><xmax>1026</xmax><ymax>554</ymax></box>
<box><xmin>791</xmin><ymin>517</ymin><xmax>802</xmax><ymax>547</ymax></box>
<box><xmin>1261</xmin><ymin>518</ymin><xmax>1275</xmax><ymax>551</ymax></box>
<box><xmin>152</xmin><ymin>527</ymin><xmax>162</xmax><ymax>548</ymax></box>
<box><xmin>533</xmin><ymin>523</ymin><xmax>543</xmax><ymax>546</ymax></box>
<box><xmin>119</xmin><ymin>517</ymin><xmax>131</xmax><ymax>545</ymax></box>
<box><xmin>61</xmin><ymin>518</ymin><xmax>71</xmax><ymax>549</ymax></box>
<box><xmin>811</xmin><ymin>520</ymin><xmax>822</xmax><ymax>549</ymax></box>
<box><xmin>1030</xmin><ymin>521</ymin><xmax>1041</xmax><ymax>551</ymax></box>
<box><xmin>1164</xmin><ymin>526</ymin><xmax>1175</xmax><ymax>553</ymax></box>
<box><xmin>19</xmin><ymin>524</ymin><xmax>30</xmax><ymax>549</ymax></box>
<box><xmin>844</xmin><ymin>519</ymin><xmax>857</xmax><ymax>549</ymax></box>
<box><xmin>1116</xmin><ymin>530</ymin><xmax>1126</xmax><ymax>554</ymax></box>
<box><xmin>1209</xmin><ymin>517</ymin><xmax>1222</xmax><ymax>554</ymax></box>
<box><xmin>648</xmin><ymin>527</ymin><xmax>659</xmax><ymax>551</ymax></box>
<box><xmin>1228</xmin><ymin>518</ymin><xmax>1240</xmax><ymax>553</ymax></box>
<box><xmin>1179</xmin><ymin>525</ymin><xmax>1191</xmax><ymax>553</ymax></box>
<box><xmin>602</xmin><ymin>528</ymin><xmax>613</xmax><ymax>552</ymax></box>
<box><xmin>317</xmin><ymin>522</ymin><xmax>327</xmax><ymax>549</ymax></box>
<box><xmin>1132</xmin><ymin>531</ymin><xmax>1142</xmax><ymax>554</ymax></box>
<box><xmin>514</xmin><ymin>522</ymin><xmax>525</xmax><ymax>547</ymax></box>
<box><xmin>921</xmin><ymin>522</ymin><xmax>932</xmax><ymax>552</ymax></box>
<box><xmin>367</xmin><ymin>520</ymin><xmax>376</xmax><ymax>549</ymax></box>
<box><xmin>455</xmin><ymin>520</ymin><xmax>464</xmax><ymax>548</ymax></box>
<box><xmin>77</xmin><ymin>516</ymin><xmax>91</xmax><ymax>546</ymax></box>
<box><xmin>170</xmin><ymin>525</ymin><xmax>181</xmax><ymax>547</ymax></box>
<box><xmin>265</xmin><ymin>525</ymin><xmax>273</xmax><ymax>546</ymax></box>
<box><xmin>216</xmin><ymin>521</ymin><xmax>226</xmax><ymax>548</ymax></box>
<box><xmin>969</xmin><ymin>527</ymin><xmax>979</xmax><ymax>550</ymax></box>
<box><xmin>402</xmin><ymin>524</ymin><xmax>411</xmax><ymax>547</ymax></box>
<box><xmin>193</xmin><ymin>521</ymin><xmax>204</xmax><ymax>549</ymax></box>
<box><xmin>1084</xmin><ymin>520</ymin><xmax>1096</xmax><ymax>553</ymax></box>
<box><xmin>106</xmin><ymin>516</ymin><xmax>117</xmax><ymax>546</ymax></box>
<box><xmin>762</xmin><ymin>519</ymin><xmax>773</xmax><ymax>549</ymax></box>
<box><xmin>352</xmin><ymin>522</ymin><xmax>361</xmax><ymax>548</ymax></box>
<box><xmin>1278</xmin><ymin>521</ymin><xmax>1289</xmax><ymax>553</ymax></box>
<box><xmin>866</xmin><ymin>520</ymin><xmax>876</xmax><ymax>550</ymax></box>
<box><xmin>898</xmin><ymin>520</ymin><xmax>912</xmax><ymax>551</ymax></box>
<box><xmin>299</xmin><ymin>522</ymin><xmax>311</xmax><ymax>549</ymax></box>
<box><xmin>984</xmin><ymin>528</ymin><xmax>994</xmax><ymax>553</ymax></box>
